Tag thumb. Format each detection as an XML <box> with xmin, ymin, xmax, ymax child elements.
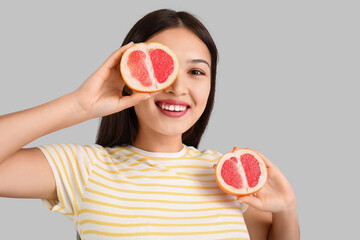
<box><xmin>117</xmin><ymin>92</ymin><xmax>151</xmax><ymax>110</ymax></box>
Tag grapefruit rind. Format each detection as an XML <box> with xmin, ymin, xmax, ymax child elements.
<box><xmin>215</xmin><ymin>148</ymin><xmax>268</xmax><ymax>196</ymax></box>
<box><xmin>120</xmin><ymin>42</ymin><xmax>179</xmax><ymax>93</ymax></box>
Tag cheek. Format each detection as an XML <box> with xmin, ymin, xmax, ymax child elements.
<box><xmin>195</xmin><ymin>82</ymin><xmax>211</xmax><ymax>109</ymax></box>
<box><xmin>134</xmin><ymin>100</ymin><xmax>153</xmax><ymax>119</ymax></box>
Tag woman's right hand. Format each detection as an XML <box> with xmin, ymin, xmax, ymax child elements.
<box><xmin>72</xmin><ymin>42</ymin><xmax>151</xmax><ymax>119</ymax></box>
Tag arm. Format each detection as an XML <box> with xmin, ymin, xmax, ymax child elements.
<box><xmin>239</xmin><ymin>151</ymin><xmax>300</xmax><ymax>240</ymax></box>
<box><xmin>0</xmin><ymin>93</ymin><xmax>87</xmax><ymax>163</ymax></box>
<box><xmin>0</xmin><ymin>42</ymin><xmax>150</xmax><ymax>199</ymax></box>
<box><xmin>269</xmin><ymin>204</ymin><xmax>299</xmax><ymax>240</ymax></box>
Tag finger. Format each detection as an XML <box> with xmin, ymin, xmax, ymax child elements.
<box><xmin>252</xmin><ymin>149</ymin><xmax>274</xmax><ymax>168</ymax></box>
<box><xmin>117</xmin><ymin>92</ymin><xmax>151</xmax><ymax>110</ymax></box>
<box><xmin>237</xmin><ymin>195</ymin><xmax>263</xmax><ymax>210</ymax></box>
<box><xmin>102</xmin><ymin>42</ymin><xmax>134</xmax><ymax>69</ymax></box>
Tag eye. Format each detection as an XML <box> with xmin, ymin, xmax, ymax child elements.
<box><xmin>189</xmin><ymin>69</ymin><xmax>205</xmax><ymax>75</ymax></box>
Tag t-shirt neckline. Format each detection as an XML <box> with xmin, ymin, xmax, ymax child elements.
<box><xmin>126</xmin><ymin>144</ymin><xmax>187</xmax><ymax>158</ymax></box>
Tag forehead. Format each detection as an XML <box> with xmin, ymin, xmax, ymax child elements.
<box><xmin>146</xmin><ymin>27</ymin><xmax>211</xmax><ymax>66</ymax></box>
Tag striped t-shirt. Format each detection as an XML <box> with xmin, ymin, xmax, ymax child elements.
<box><xmin>38</xmin><ymin>143</ymin><xmax>249</xmax><ymax>240</ymax></box>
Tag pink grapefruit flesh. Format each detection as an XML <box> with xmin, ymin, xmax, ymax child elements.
<box><xmin>149</xmin><ymin>48</ymin><xmax>174</xmax><ymax>84</ymax></box>
<box><xmin>240</xmin><ymin>154</ymin><xmax>262</xmax><ymax>188</ymax></box>
<box><xmin>215</xmin><ymin>148</ymin><xmax>267</xmax><ymax>196</ymax></box>
<box><xmin>221</xmin><ymin>157</ymin><xmax>243</xmax><ymax>189</ymax></box>
<box><xmin>120</xmin><ymin>42</ymin><xmax>179</xmax><ymax>93</ymax></box>
<box><xmin>128</xmin><ymin>50</ymin><xmax>151</xmax><ymax>87</ymax></box>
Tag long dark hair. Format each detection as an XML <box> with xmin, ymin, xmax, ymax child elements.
<box><xmin>77</xmin><ymin>10</ymin><xmax>217</xmax><ymax>239</ymax></box>
<box><xmin>95</xmin><ymin>9</ymin><xmax>218</xmax><ymax>149</ymax></box>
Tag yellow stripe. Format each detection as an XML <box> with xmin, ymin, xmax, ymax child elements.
<box><xmin>120</xmin><ymin>146</ymin><xmax>190</xmax><ymax>159</ymax></box>
<box><xmin>78</xmin><ymin>209</ymin><xmax>244</xmax><ymax>220</ymax></box>
<box><xmin>165</xmin><ymin>165</ymin><xmax>214</xmax><ymax>169</ymax></box>
<box><xmin>51</xmin><ymin>145</ymin><xmax>78</xmax><ymax>213</ymax></box>
<box><xmin>95</xmin><ymin>163</ymin><xmax>216</xmax><ymax>182</ymax></box>
<box><xmin>127</xmin><ymin>162</ymin><xmax>214</xmax><ymax>169</ymax></box>
<box><xmin>88</xmin><ymin>147</ymin><xmax>144</xmax><ymax>167</ymax></box>
<box><xmin>186</xmin><ymin>147</ymin><xmax>201</xmax><ymax>154</ymax></box>
<box><xmin>83</xmin><ymin>229</ymin><xmax>247</xmax><ymax>237</ymax></box>
<box><xmin>200</xmin><ymin>151</ymin><xmax>221</xmax><ymax>157</ymax></box>
<box><xmin>62</xmin><ymin>212</ymin><xmax>74</xmax><ymax>216</ymax></box>
<box><xmin>104</xmin><ymin>164</ymin><xmax>214</xmax><ymax>177</ymax></box>
<box><xmin>107</xmin><ymin>147</ymin><xmax>132</xmax><ymax>155</ymax></box>
<box><xmin>126</xmin><ymin>175</ymin><xmax>215</xmax><ymax>182</ymax></box>
<box><xmin>128</xmin><ymin>161</ymin><xmax>157</xmax><ymax>167</ymax></box>
<box><xmin>88</xmin><ymin>178</ymin><xmax>224</xmax><ymax>197</ymax></box>
<box><xmin>186</xmin><ymin>147</ymin><xmax>221</xmax><ymax>157</ymax></box>
<box><xmin>78</xmin><ymin>146</ymin><xmax>90</xmax><ymax>176</ymax></box>
<box><xmin>90</xmin><ymin>145</ymin><xmax>220</xmax><ymax>163</ymax></box>
<box><xmin>84</xmin><ymin>147</ymin><xmax>95</xmax><ymax>167</ymax></box>
<box><xmin>66</xmin><ymin>144</ymin><xmax>85</xmax><ymax>187</ymax></box>
<box><xmin>79</xmin><ymin>219</ymin><xmax>244</xmax><ymax>227</ymax></box>
<box><xmin>82</xmin><ymin>198</ymin><xmax>242</xmax><ymax>212</ymax></box>
<box><xmin>93</xmin><ymin>146</ymin><xmax>219</xmax><ymax>169</ymax></box>
<box><xmin>92</xmin><ymin>170</ymin><xmax>218</xmax><ymax>189</ymax></box>
<box><xmin>134</xmin><ymin>155</ymin><xmax>220</xmax><ymax>163</ymax></box>
<box><xmin>115</xmin><ymin>167</ymin><xmax>169</xmax><ymax>172</ymax></box>
<box><xmin>115</xmin><ymin>146</ymin><xmax>215</xmax><ymax>161</ymax></box>
<box><xmin>85</xmin><ymin>187</ymin><xmax>235</xmax><ymax>204</ymax></box>
<box><xmin>56</xmin><ymin>144</ymin><xmax>80</xmax><ymax>212</ymax></box>
<box><xmin>95</xmin><ymin>156</ymin><xmax>132</xmax><ymax>165</ymax></box>
<box><xmin>48</xmin><ymin>200</ymin><xmax>55</xmax><ymax>208</ymax></box>
<box><xmin>98</xmin><ymin>151</ymin><xmax>131</xmax><ymax>161</ymax></box>
<box><xmin>108</xmin><ymin>148</ymin><xmax>137</xmax><ymax>156</ymax></box>
<box><xmin>176</xmin><ymin>172</ymin><xmax>214</xmax><ymax>177</ymax></box>
<box><xmin>87</xmin><ymin>147</ymin><xmax>113</xmax><ymax>165</ymax></box>
<box><xmin>42</xmin><ymin>146</ymin><xmax>70</xmax><ymax>214</ymax></box>
<box><xmin>216</xmin><ymin>238</ymin><xmax>249</xmax><ymax>240</ymax></box>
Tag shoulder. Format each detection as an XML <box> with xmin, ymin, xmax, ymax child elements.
<box><xmin>184</xmin><ymin>145</ymin><xmax>223</xmax><ymax>162</ymax></box>
<box><xmin>97</xmin><ymin>144</ymin><xmax>142</xmax><ymax>160</ymax></box>
<box><xmin>66</xmin><ymin>144</ymin><xmax>137</xmax><ymax>164</ymax></box>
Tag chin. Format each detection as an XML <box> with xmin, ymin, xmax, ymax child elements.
<box><xmin>156</xmin><ymin>123</ymin><xmax>192</xmax><ymax>137</ymax></box>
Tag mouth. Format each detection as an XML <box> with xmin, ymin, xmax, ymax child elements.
<box><xmin>155</xmin><ymin>100</ymin><xmax>190</xmax><ymax>117</ymax></box>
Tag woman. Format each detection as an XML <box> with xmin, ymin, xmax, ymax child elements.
<box><xmin>0</xmin><ymin>9</ymin><xmax>299</xmax><ymax>240</ymax></box>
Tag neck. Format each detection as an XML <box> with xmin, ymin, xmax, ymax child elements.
<box><xmin>132</xmin><ymin>129</ymin><xmax>183</xmax><ymax>153</ymax></box>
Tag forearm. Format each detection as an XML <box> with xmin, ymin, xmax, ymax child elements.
<box><xmin>0</xmin><ymin>93</ymin><xmax>88</xmax><ymax>163</ymax></box>
<box><xmin>268</xmin><ymin>204</ymin><xmax>300</xmax><ymax>240</ymax></box>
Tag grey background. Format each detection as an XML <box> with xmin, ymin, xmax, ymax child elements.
<box><xmin>0</xmin><ymin>0</ymin><xmax>359</xmax><ymax>239</ymax></box>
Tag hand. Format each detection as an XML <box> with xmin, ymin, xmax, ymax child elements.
<box><xmin>72</xmin><ymin>42</ymin><xmax>151</xmax><ymax>119</ymax></box>
<box><xmin>237</xmin><ymin>150</ymin><xmax>297</xmax><ymax>214</ymax></box>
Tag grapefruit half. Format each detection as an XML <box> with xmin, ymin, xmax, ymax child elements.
<box><xmin>215</xmin><ymin>147</ymin><xmax>268</xmax><ymax>196</ymax></box>
<box><xmin>120</xmin><ymin>42</ymin><xmax>179</xmax><ymax>93</ymax></box>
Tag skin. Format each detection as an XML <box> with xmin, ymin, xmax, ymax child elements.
<box><xmin>0</xmin><ymin>27</ymin><xmax>299</xmax><ymax>240</ymax></box>
<box><xmin>133</xmin><ymin>27</ymin><xmax>211</xmax><ymax>152</ymax></box>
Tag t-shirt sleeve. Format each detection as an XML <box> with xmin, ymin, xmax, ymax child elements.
<box><xmin>37</xmin><ymin>143</ymin><xmax>100</xmax><ymax>221</ymax></box>
<box><xmin>237</xmin><ymin>201</ymin><xmax>249</xmax><ymax>213</ymax></box>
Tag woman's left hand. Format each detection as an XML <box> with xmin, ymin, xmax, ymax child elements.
<box><xmin>236</xmin><ymin>150</ymin><xmax>297</xmax><ymax>214</ymax></box>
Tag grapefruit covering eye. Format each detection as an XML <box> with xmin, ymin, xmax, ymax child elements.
<box><xmin>215</xmin><ymin>147</ymin><xmax>268</xmax><ymax>196</ymax></box>
<box><xmin>120</xmin><ymin>42</ymin><xmax>179</xmax><ymax>93</ymax></box>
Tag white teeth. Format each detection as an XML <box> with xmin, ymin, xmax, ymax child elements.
<box><xmin>159</xmin><ymin>104</ymin><xmax>187</xmax><ymax>112</ymax></box>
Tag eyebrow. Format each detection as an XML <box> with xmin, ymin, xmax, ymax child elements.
<box><xmin>188</xmin><ymin>59</ymin><xmax>211</xmax><ymax>68</ymax></box>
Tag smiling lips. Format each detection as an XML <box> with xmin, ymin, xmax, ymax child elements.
<box><xmin>155</xmin><ymin>100</ymin><xmax>190</xmax><ymax>117</ymax></box>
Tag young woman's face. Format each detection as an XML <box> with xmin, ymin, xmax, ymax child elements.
<box><xmin>134</xmin><ymin>27</ymin><xmax>211</xmax><ymax>140</ymax></box>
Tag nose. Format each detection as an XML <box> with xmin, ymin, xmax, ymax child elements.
<box><xmin>163</xmin><ymin>72</ymin><xmax>188</xmax><ymax>96</ymax></box>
